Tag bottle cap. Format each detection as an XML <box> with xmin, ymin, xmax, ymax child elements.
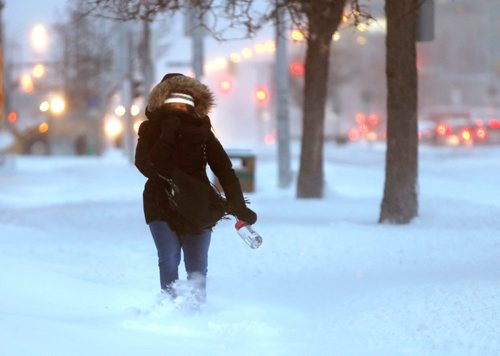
<box><xmin>235</xmin><ymin>220</ymin><xmax>247</xmax><ymax>230</ymax></box>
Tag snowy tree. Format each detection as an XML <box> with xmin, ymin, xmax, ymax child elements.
<box><xmin>79</xmin><ymin>0</ymin><xmax>369</xmax><ymax>199</ymax></box>
<box><xmin>379</xmin><ymin>0</ymin><xmax>419</xmax><ymax>224</ymax></box>
<box><xmin>55</xmin><ymin>3</ymin><xmax>114</xmax><ymax>112</ymax></box>
<box><xmin>289</xmin><ymin>0</ymin><xmax>350</xmax><ymax>198</ymax></box>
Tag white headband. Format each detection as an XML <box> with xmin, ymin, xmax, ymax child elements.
<box><xmin>164</xmin><ymin>92</ymin><xmax>195</xmax><ymax>107</ymax></box>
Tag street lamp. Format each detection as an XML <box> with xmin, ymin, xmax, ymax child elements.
<box><xmin>356</xmin><ymin>35</ymin><xmax>367</xmax><ymax>45</ymax></box>
<box><xmin>230</xmin><ymin>53</ymin><xmax>241</xmax><ymax>63</ymax></box>
<box><xmin>50</xmin><ymin>96</ymin><xmax>66</xmax><ymax>115</ymax></box>
<box><xmin>20</xmin><ymin>74</ymin><xmax>34</xmax><ymax>93</ymax></box>
<box><xmin>31</xmin><ymin>24</ymin><xmax>48</xmax><ymax>52</ymax></box>
<box><xmin>114</xmin><ymin>105</ymin><xmax>126</xmax><ymax>117</ymax></box>
<box><xmin>130</xmin><ymin>104</ymin><xmax>140</xmax><ymax>117</ymax></box>
<box><xmin>32</xmin><ymin>64</ymin><xmax>45</xmax><ymax>78</ymax></box>
<box><xmin>241</xmin><ymin>48</ymin><xmax>253</xmax><ymax>59</ymax></box>
<box><xmin>104</xmin><ymin>116</ymin><xmax>124</xmax><ymax>139</ymax></box>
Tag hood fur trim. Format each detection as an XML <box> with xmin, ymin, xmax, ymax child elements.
<box><xmin>147</xmin><ymin>75</ymin><xmax>215</xmax><ymax>117</ymax></box>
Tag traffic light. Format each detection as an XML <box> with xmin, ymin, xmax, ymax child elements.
<box><xmin>7</xmin><ymin>112</ymin><xmax>17</xmax><ymax>123</ymax></box>
<box><xmin>254</xmin><ymin>86</ymin><xmax>269</xmax><ymax>106</ymax></box>
<box><xmin>289</xmin><ymin>61</ymin><xmax>304</xmax><ymax>76</ymax></box>
<box><xmin>291</xmin><ymin>29</ymin><xmax>305</xmax><ymax>42</ymax></box>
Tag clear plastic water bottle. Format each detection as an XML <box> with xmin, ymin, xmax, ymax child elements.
<box><xmin>235</xmin><ymin>220</ymin><xmax>263</xmax><ymax>249</ymax></box>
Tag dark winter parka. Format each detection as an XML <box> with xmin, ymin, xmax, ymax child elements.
<box><xmin>135</xmin><ymin>75</ymin><xmax>247</xmax><ymax>235</ymax></box>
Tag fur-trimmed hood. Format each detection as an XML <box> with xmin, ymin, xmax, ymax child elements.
<box><xmin>146</xmin><ymin>75</ymin><xmax>215</xmax><ymax>117</ymax></box>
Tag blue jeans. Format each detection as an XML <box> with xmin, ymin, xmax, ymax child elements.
<box><xmin>148</xmin><ymin>221</ymin><xmax>211</xmax><ymax>296</ymax></box>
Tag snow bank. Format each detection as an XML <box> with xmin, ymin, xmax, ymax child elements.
<box><xmin>0</xmin><ymin>144</ymin><xmax>499</xmax><ymax>355</ymax></box>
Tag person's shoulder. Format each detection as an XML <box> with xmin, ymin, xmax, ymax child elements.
<box><xmin>138</xmin><ymin>120</ymin><xmax>154</xmax><ymax>137</ymax></box>
<box><xmin>206</xmin><ymin>129</ymin><xmax>224</xmax><ymax>150</ymax></box>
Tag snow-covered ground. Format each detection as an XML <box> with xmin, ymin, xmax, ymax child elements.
<box><xmin>0</xmin><ymin>131</ymin><xmax>14</xmax><ymax>151</ymax></box>
<box><xmin>0</xmin><ymin>143</ymin><xmax>499</xmax><ymax>356</ymax></box>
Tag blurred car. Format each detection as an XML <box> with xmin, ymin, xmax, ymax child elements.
<box><xmin>471</xmin><ymin>108</ymin><xmax>500</xmax><ymax>145</ymax></box>
<box><xmin>418</xmin><ymin>119</ymin><xmax>435</xmax><ymax>144</ymax></box>
<box><xmin>419</xmin><ymin>106</ymin><xmax>499</xmax><ymax>147</ymax></box>
<box><xmin>484</xmin><ymin>117</ymin><xmax>500</xmax><ymax>144</ymax></box>
<box><xmin>432</xmin><ymin>118</ymin><xmax>477</xmax><ymax>146</ymax></box>
<box><xmin>346</xmin><ymin>112</ymin><xmax>385</xmax><ymax>143</ymax></box>
<box><xmin>23</xmin><ymin>127</ymin><xmax>50</xmax><ymax>155</ymax></box>
<box><xmin>6</xmin><ymin>124</ymin><xmax>50</xmax><ymax>155</ymax></box>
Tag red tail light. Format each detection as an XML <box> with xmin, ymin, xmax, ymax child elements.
<box><xmin>488</xmin><ymin>119</ymin><xmax>500</xmax><ymax>129</ymax></box>
<box><xmin>289</xmin><ymin>61</ymin><xmax>305</xmax><ymax>76</ymax></box>
<box><xmin>348</xmin><ymin>128</ymin><xmax>360</xmax><ymax>141</ymax></box>
<box><xmin>355</xmin><ymin>113</ymin><xmax>366</xmax><ymax>125</ymax></box>
<box><xmin>436</xmin><ymin>123</ymin><xmax>452</xmax><ymax>136</ymax></box>
<box><xmin>475</xmin><ymin>127</ymin><xmax>487</xmax><ymax>140</ymax></box>
<box><xmin>367</xmin><ymin>114</ymin><xmax>380</xmax><ymax>126</ymax></box>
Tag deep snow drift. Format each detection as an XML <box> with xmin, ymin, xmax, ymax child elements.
<box><xmin>0</xmin><ymin>143</ymin><xmax>499</xmax><ymax>356</ymax></box>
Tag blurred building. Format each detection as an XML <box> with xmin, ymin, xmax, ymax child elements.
<box><xmin>8</xmin><ymin>0</ymin><xmax>498</xmax><ymax>152</ymax></box>
<box><xmin>418</xmin><ymin>0</ymin><xmax>500</xmax><ymax>110</ymax></box>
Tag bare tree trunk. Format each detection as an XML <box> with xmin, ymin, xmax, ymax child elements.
<box><xmin>379</xmin><ymin>0</ymin><xmax>419</xmax><ymax>223</ymax></box>
<box><xmin>297</xmin><ymin>31</ymin><xmax>330</xmax><ymax>198</ymax></box>
<box><xmin>297</xmin><ymin>0</ymin><xmax>346</xmax><ymax>198</ymax></box>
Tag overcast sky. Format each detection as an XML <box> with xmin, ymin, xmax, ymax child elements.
<box><xmin>4</xmin><ymin>0</ymin><xmax>65</xmax><ymax>34</ymax></box>
<box><xmin>4</xmin><ymin>0</ymin><xmax>67</xmax><ymax>61</ymax></box>
<box><xmin>5</xmin><ymin>1</ymin><xmax>67</xmax><ymax>36</ymax></box>
<box><xmin>3</xmin><ymin>0</ymin><xmax>275</xmax><ymax>80</ymax></box>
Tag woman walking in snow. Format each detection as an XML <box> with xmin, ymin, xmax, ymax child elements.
<box><xmin>134</xmin><ymin>73</ymin><xmax>257</xmax><ymax>304</ymax></box>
